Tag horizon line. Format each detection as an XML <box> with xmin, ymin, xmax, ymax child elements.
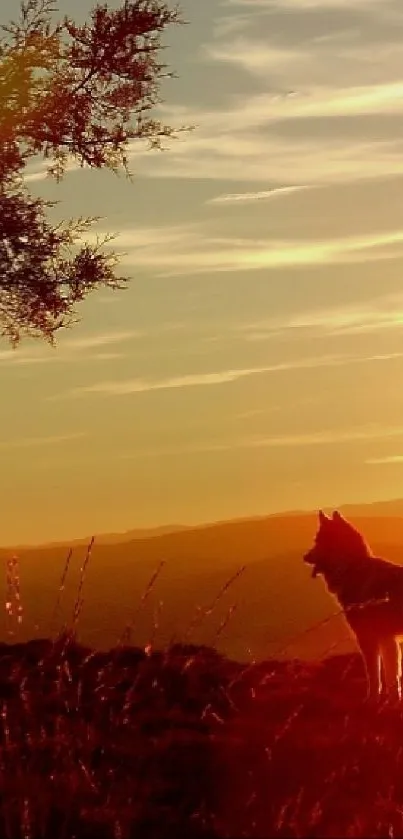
<box><xmin>2</xmin><ymin>495</ymin><xmax>403</xmax><ymax>551</ymax></box>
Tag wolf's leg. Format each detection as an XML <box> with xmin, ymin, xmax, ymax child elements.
<box><xmin>380</xmin><ymin>637</ymin><xmax>402</xmax><ymax>700</ymax></box>
<box><xmin>356</xmin><ymin>637</ymin><xmax>381</xmax><ymax>700</ymax></box>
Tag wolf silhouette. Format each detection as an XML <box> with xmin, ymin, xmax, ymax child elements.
<box><xmin>304</xmin><ymin>510</ymin><xmax>403</xmax><ymax>700</ymax></box>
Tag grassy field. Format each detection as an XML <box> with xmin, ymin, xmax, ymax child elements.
<box><xmin>0</xmin><ymin>636</ymin><xmax>403</xmax><ymax>838</ymax></box>
<box><xmin>2</xmin><ymin>529</ymin><xmax>403</xmax><ymax>838</ymax></box>
<box><xmin>0</xmin><ymin>636</ymin><xmax>229</xmax><ymax>838</ymax></box>
<box><xmin>217</xmin><ymin>654</ymin><xmax>403</xmax><ymax>837</ymax></box>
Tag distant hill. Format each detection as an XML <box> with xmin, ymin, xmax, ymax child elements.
<box><xmin>339</xmin><ymin>498</ymin><xmax>403</xmax><ymax>518</ymax></box>
<box><xmin>9</xmin><ymin>524</ymin><xmax>191</xmax><ymax>551</ymax></box>
<box><xmin>6</xmin><ymin>496</ymin><xmax>403</xmax><ymax>552</ymax></box>
<box><xmin>1</xmin><ymin>499</ymin><xmax>403</xmax><ymax>661</ymax></box>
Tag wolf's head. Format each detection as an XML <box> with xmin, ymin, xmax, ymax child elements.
<box><xmin>303</xmin><ymin>510</ymin><xmax>372</xmax><ymax>579</ymax></box>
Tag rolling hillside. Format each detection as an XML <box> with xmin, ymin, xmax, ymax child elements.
<box><xmin>1</xmin><ymin>501</ymin><xmax>403</xmax><ymax>660</ymax></box>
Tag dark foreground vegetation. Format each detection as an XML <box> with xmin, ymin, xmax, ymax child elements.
<box><xmin>0</xmin><ymin>639</ymin><xmax>403</xmax><ymax>837</ymax></box>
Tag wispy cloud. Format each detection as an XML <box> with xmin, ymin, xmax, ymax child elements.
<box><xmin>121</xmin><ymin>423</ymin><xmax>403</xmax><ymax>460</ymax></box>
<box><xmin>26</xmin><ymin>90</ymin><xmax>403</xmax><ymax>189</ymax></box>
<box><xmin>59</xmin><ymin>331</ymin><xmax>139</xmax><ymax>351</ymax></box>
<box><xmin>87</xmin><ymin>224</ymin><xmax>403</xmax><ymax>276</ymax></box>
<box><xmin>22</xmin><ymin>1</ymin><xmax>403</xmax><ymax>192</ymax></box>
<box><xmin>128</xmin><ymin>112</ymin><xmax>403</xmax><ymax>187</ymax></box>
<box><xmin>122</xmin><ymin>0</ymin><xmax>403</xmax><ymax>188</ymax></box>
<box><xmin>242</xmin><ymin>292</ymin><xmax>403</xmax><ymax>341</ymax></box>
<box><xmin>204</xmin><ymin>29</ymin><xmax>403</xmax><ymax>98</ymax></box>
<box><xmin>192</xmin><ymin>79</ymin><xmax>403</xmax><ymax>121</ymax></box>
<box><xmin>366</xmin><ymin>455</ymin><xmax>403</xmax><ymax>465</ymax></box>
<box><xmin>0</xmin><ymin>330</ymin><xmax>137</xmax><ymax>367</ymax></box>
<box><xmin>49</xmin><ymin>352</ymin><xmax>403</xmax><ymax>401</ymax></box>
<box><xmin>0</xmin><ymin>433</ymin><xmax>86</xmax><ymax>450</ymax></box>
<box><xmin>207</xmin><ymin>186</ymin><xmax>312</xmax><ymax>205</ymax></box>
<box><xmin>23</xmin><ymin>170</ymin><xmax>49</xmax><ymax>184</ymax></box>
<box><xmin>23</xmin><ymin>159</ymin><xmax>81</xmax><ymax>183</ymax></box>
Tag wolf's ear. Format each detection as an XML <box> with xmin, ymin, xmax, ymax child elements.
<box><xmin>332</xmin><ymin>510</ymin><xmax>342</xmax><ymax>521</ymax></box>
<box><xmin>318</xmin><ymin>509</ymin><xmax>329</xmax><ymax>524</ymax></box>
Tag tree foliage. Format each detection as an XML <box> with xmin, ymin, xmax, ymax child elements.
<box><xmin>0</xmin><ymin>0</ymin><xmax>186</xmax><ymax>344</ymax></box>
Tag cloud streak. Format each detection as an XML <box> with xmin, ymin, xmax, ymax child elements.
<box><xmin>241</xmin><ymin>292</ymin><xmax>403</xmax><ymax>341</ymax></box>
<box><xmin>87</xmin><ymin>225</ymin><xmax>403</xmax><ymax>276</ymax></box>
<box><xmin>59</xmin><ymin>331</ymin><xmax>139</xmax><ymax>351</ymax></box>
<box><xmin>366</xmin><ymin>455</ymin><xmax>403</xmax><ymax>465</ymax></box>
<box><xmin>23</xmin><ymin>1</ymin><xmax>403</xmax><ymax>192</ymax></box>
<box><xmin>122</xmin><ymin>0</ymin><xmax>403</xmax><ymax>188</ymax></box>
<box><xmin>0</xmin><ymin>433</ymin><xmax>86</xmax><ymax>451</ymax></box>
<box><xmin>128</xmin><ymin>117</ymin><xmax>403</xmax><ymax>187</ymax></box>
<box><xmin>0</xmin><ymin>330</ymin><xmax>138</xmax><ymax>367</ymax></box>
<box><xmin>50</xmin><ymin>351</ymin><xmax>403</xmax><ymax>401</ymax></box>
<box><xmin>121</xmin><ymin>423</ymin><xmax>403</xmax><ymax>460</ymax></box>
<box><xmin>23</xmin><ymin>159</ymin><xmax>82</xmax><ymax>183</ymax></box>
<box><xmin>207</xmin><ymin>186</ymin><xmax>312</xmax><ymax>205</ymax></box>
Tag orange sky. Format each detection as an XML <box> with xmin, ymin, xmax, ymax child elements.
<box><xmin>2</xmin><ymin>0</ymin><xmax>403</xmax><ymax>545</ymax></box>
